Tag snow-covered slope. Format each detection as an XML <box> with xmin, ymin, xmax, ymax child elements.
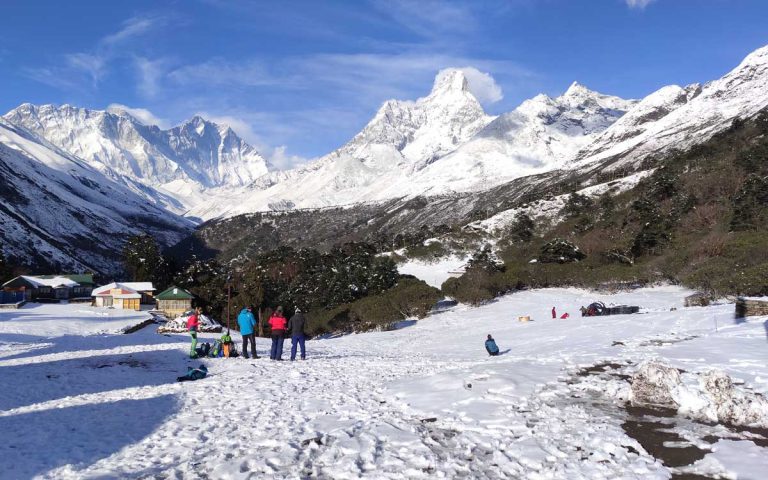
<box><xmin>0</xmin><ymin>118</ymin><xmax>191</xmax><ymax>274</ymax></box>
<box><xmin>4</xmin><ymin>104</ymin><xmax>272</xmax><ymax>212</ymax></box>
<box><xmin>188</xmin><ymin>72</ymin><xmax>633</xmax><ymax>219</ymax></box>
<box><xmin>573</xmin><ymin>45</ymin><xmax>768</xmax><ymax>169</ymax></box>
<box><xmin>3</xmin><ymin>287</ymin><xmax>767</xmax><ymax>478</ymax></box>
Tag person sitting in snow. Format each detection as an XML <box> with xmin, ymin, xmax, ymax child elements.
<box><xmin>187</xmin><ymin>307</ymin><xmax>201</xmax><ymax>358</ymax></box>
<box><xmin>268</xmin><ymin>306</ymin><xmax>287</xmax><ymax>360</ymax></box>
<box><xmin>237</xmin><ymin>305</ymin><xmax>258</xmax><ymax>359</ymax></box>
<box><xmin>485</xmin><ymin>334</ymin><xmax>500</xmax><ymax>356</ymax></box>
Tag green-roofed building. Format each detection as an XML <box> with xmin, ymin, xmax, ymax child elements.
<box><xmin>155</xmin><ymin>285</ymin><xmax>194</xmax><ymax>318</ymax></box>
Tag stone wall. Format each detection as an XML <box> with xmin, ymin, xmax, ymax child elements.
<box><xmin>735</xmin><ymin>298</ymin><xmax>768</xmax><ymax>317</ymax></box>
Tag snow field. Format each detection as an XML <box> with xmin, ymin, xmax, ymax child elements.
<box><xmin>0</xmin><ymin>287</ymin><xmax>766</xmax><ymax>478</ymax></box>
<box><xmin>396</xmin><ymin>254</ymin><xmax>467</xmax><ymax>289</ymax></box>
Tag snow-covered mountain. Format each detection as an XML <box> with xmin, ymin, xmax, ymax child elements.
<box><xmin>0</xmin><ymin>117</ymin><xmax>192</xmax><ymax>274</ymax></box>
<box><xmin>341</xmin><ymin>69</ymin><xmax>495</xmax><ymax>165</ymax></box>
<box><xmin>188</xmin><ymin>70</ymin><xmax>634</xmax><ymax>219</ymax></box>
<box><xmin>6</xmin><ymin>44</ymin><xmax>768</xmax><ymax>232</ymax></box>
<box><xmin>572</xmin><ymin>45</ymin><xmax>768</xmax><ymax>169</ymax></box>
<box><xmin>401</xmin><ymin>82</ymin><xmax>637</xmax><ymax>194</ymax></box>
<box><xmin>3</xmin><ymin>104</ymin><xmax>272</xmax><ymax>212</ymax></box>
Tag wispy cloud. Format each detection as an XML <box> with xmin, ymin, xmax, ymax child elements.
<box><xmin>64</xmin><ymin>53</ymin><xmax>106</xmax><ymax>87</ymax></box>
<box><xmin>168</xmin><ymin>59</ymin><xmax>289</xmax><ymax>88</ymax></box>
<box><xmin>134</xmin><ymin>56</ymin><xmax>170</xmax><ymax>99</ymax></box>
<box><xmin>371</xmin><ymin>0</ymin><xmax>478</xmax><ymax>38</ymax></box>
<box><xmin>625</xmin><ymin>0</ymin><xmax>656</xmax><ymax>9</ymax></box>
<box><xmin>24</xmin><ymin>13</ymin><xmax>168</xmax><ymax>91</ymax></box>
<box><xmin>103</xmin><ymin>15</ymin><xmax>163</xmax><ymax>45</ymax></box>
<box><xmin>106</xmin><ymin>103</ymin><xmax>170</xmax><ymax>128</ymax></box>
<box><xmin>196</xmin><ymin>110</ymin><xmax>312</xmax><ymax>169</ymax></box>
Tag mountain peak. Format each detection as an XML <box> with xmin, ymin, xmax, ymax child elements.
<box><xmin>738</xmin><ymin>44</ymin><xmax>768</xmax><ymax>68</ymax></box>
<box><xmin>105</xmin><ymin>105</ymin><xmax>141</xmax><ymax>122</ymax></box>
<box><xmin>562</xmin><ymin>81</ymin><xmax>605</xmax><ymax>101</ymax></box>
<box><xmin>186</xmin><ymin>115</ymin><xmax>207</xmax><ymax>125</ymax></box>
<box><xmin>430</xmin><ymin>68</ymin><xmax>469</xmax><ymax>96</ymax></box>
<box><xmin>563</xmin><ymin>81</ymin><xmax>589</xmax><ymax>96</ymax></box>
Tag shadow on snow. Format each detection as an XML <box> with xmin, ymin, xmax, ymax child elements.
<box><xmin>0</xmin><ymin>394</ymin><xmax>178</xmax><ymax>478</ymax></box>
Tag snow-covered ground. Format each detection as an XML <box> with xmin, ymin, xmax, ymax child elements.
<box><xmin>1</xmin><ymin>287</ymin><xmax>766</xmax><ymax>479</ymax></box>
<box><xmin>0</xmin><ymin>302</ymin><xmax>152</xmax><ymax>337</ymax></box>
<box><xmin>397</xmin><ymin>254</ymin><xmax>467</xmax><ymax>289</ymax></box>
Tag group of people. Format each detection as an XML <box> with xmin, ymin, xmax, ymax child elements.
<box><xmin>236</xmin><ymin>305</ymin><xmax>307</xmax><ymax>361</ymax></box>
<box><xmin>186</xmin><ymin>305</ymin><xmax>308</xmax><ymax>361</ymax></box>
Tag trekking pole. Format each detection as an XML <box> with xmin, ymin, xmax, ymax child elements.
<box><xmin>226</xmin><ymin>273</ymin><xmax>232</xmax><ymax>335</ymax></box>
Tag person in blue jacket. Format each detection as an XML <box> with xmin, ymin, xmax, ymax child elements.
<box><xmin>237</xmin><ymin>306</ymin><xmax>258</xmax><ymax>359</ymax></box>
<box><xmin>485</xmin><ymin>334</ymin><xmax>500</xmax><ymax>356</ymax></box>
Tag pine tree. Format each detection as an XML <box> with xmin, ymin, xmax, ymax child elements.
<box><xmin>0</xmin><ymin>246</ymin><xmax>12</xmax><ymax>283</ymax></box>
<box><xmin>562</xmin><ymin>193</ymin><xmax>594</xmax><ymax>219</ymax></box>
<box><xmin>122</xmin><ymin>234</ymin><xmax>163</xmax><ymax>282</ymax></box>
<box><xmin>507</xmin><ymin>214</ymin><xmax>535</xmax><ymax>243</ymax></box>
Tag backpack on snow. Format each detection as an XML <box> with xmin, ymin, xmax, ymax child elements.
<box><xmin>195</xmin><ymin>342</ymin><xmax>211</xmax><ymax>358</ymax></box>
<box><xmin>209</xmin><ymin>340</ymin><xmax>223</xmax><ymax>358</ymax></box>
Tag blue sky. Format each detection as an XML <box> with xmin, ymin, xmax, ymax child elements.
<box><xmin>1</xmin><ymin>0</ymin><xmax>767</xmax><ymax>167</ymax></box>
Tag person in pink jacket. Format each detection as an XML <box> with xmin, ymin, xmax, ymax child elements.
<box><xmin>187</xmin><ymin>307</ymin><xmax>201</xmax><ymax>358</ymax></box>
<box><xmin>268</xmin><ymin>306</ymin><xmax>287</xmax><ymax>360</ymax></box>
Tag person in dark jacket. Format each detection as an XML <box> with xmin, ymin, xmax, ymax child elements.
<box><xmin>287</xmin><ymin>308</ymin><xmax>307</xmax><ymax>361</ymax></box>
<box><xmin>237</xmin><ymin>306</ymin><xmax>258</xmax><ymax>359</ymax></box>
<box><xmin>268</xmin><ymin>306</ymin><xmax>287</xmax><ymax>360</ymax></box>
<box><xmin>485</xmin><ymin>334</ymin><xmax>500</xmax><ymax>356</ymax></box>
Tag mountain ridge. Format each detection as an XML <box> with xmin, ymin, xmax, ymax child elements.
<box><xmin>4</xmin><ymin>103</ymin><xmax>273</xmax><ymax>213</ymax></box>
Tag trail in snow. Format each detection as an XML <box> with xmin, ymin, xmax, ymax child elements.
<box><xmin>0</xmin><ymin>287</ymin><xmax>766</xmax><ymax>479</ymax></box>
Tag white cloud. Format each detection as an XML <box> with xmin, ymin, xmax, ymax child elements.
<box><xmin>625</xmin><ymin>0</ymin><xmax>656</xmax><ymax>9</ymax></box>
<box><xmin>103</xmin><ymin>15</ymin><xmax>163</xmax><ymax>45</ymax></box>
<box><xmin>106</xmin><ymin>103</ymin><xmax>169</xmax><ymax>128</ymax></box>
<box><xmin>267</xmin><ymin>145</ymin><xmax>311</xmax><ymax>170</ymax></box>
<box><xmin>134</xmin><ymin>57</ymin><xmax>168</xmax><ymax>98</ymax></box>
<box><xmin>195</xmin><ymin>111</ymin><xmax>310</xmax><ymax>169</ymax></box>
<box><xmin>437</xmin><ymin>67</ymin><xmax>503</xmax><ymax>104</ymax></box>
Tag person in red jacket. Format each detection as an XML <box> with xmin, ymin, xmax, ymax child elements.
<box><xmin>551</xmin><ymin>306</ymin><xmax>557</xmax><ymax>319</ymax></box>
<box><xmin>187</xmin><ymin>307</ymin><xmax>201</xmax><ymax>358</ymax></box>
<box><xmin>268</xmin><ymin>306</ymin><xmax>287</xmax><ymax>360</ymax></box>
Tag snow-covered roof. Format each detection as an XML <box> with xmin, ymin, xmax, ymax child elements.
<box><xmin>91</xmin><ymin>282</ymin><xmax>153</xmax><ymax>296</ymax></box>
<box><xmin>120</xmin><ymin>282</ymin><xmax>155</xmax><ymax>292</ymax></box>
<box><xmin>20</xmin><ymin>275</ymin><xmax>79</xmax><ymax>288</ymax></box>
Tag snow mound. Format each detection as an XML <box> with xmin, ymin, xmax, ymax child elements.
<box><xmin>701</xmin><ymin>369</ymin><xmax>768</xmax><ymax>428</ymax></box>
<box><xmin>630</xmin><ymin>361</ymin><xmax>683</xmax><ymax>408</ymax></box>
<box><xmin>157</xmin><ymin>312</ymin><xmax>222</xmax><ymax>333</ymax></box>
<box><xmin>631</xmin><ymin>361</ymin><xmax>768</xmax><ymax>428</ymax></box>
